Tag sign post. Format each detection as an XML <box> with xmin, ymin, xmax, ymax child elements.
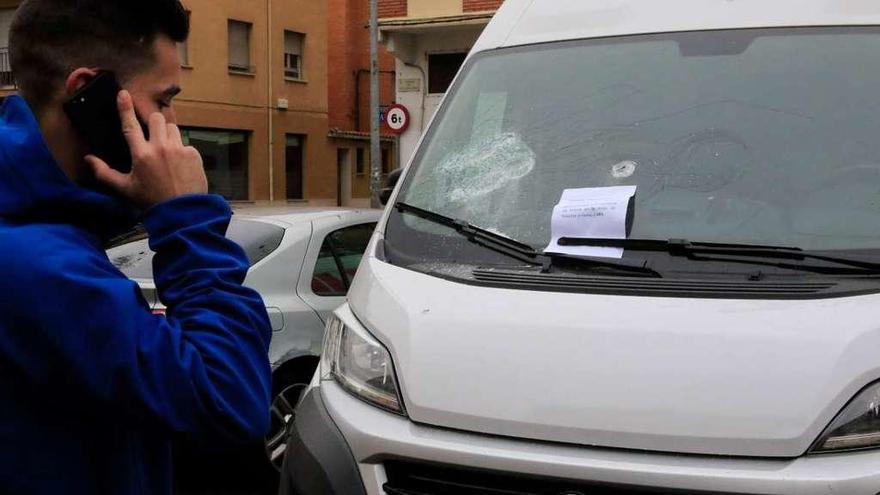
<box><xmin>369</xmin><ymin>0</ymin><xmax>381</xmax><ymax>208</ymax></box>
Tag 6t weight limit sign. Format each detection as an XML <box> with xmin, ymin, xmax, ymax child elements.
<box><xmin>384</xmin><ymin>104</ymin><xmax>410</xmax><ymax>134</ymax></box>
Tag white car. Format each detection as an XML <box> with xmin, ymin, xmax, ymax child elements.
<box><xmin>106</xmin><ymin>207</ymin><xmax>380</xmax><ymax>472</ymax></box>
<box><xmin>283</xmin><ymin>1</ymin><xmax>880</xmax><ymax>494</ymax></box>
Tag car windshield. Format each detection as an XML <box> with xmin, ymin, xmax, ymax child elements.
<box><xmin>107</xmin><ymin>218</ymin><xmax>285</xmax><ymax>280</ymax></box>
<box><xmin>394</xmin><ymin>27</ymin><xmax>880</xmax><ymax>262</ymax></box>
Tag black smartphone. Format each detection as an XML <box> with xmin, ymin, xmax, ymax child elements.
<box><xmin>63</xmin><ymin>71</ymin><xmax>148</xmax><ymax>174</ymax></box>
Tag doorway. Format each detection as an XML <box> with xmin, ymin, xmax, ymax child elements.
<box><xmin>337</xmin><ymin>148</ymin><xmax>352</xmax><ymax>207</ymax></box>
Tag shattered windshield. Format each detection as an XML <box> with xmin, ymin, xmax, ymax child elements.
<box><xmin>395</xmin><ymin>27</ymin><xmax>880</xmax><ymax>254</ymax></box>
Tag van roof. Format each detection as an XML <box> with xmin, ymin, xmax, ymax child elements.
<box><xmin>474</xmin><ymin>0</ymin><xmax>880</xmax><ymax>54</ymax></box>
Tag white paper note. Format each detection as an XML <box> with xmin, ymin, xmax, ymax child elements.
<box><xmin>544</xmin><ymin>186</ymin><xmax>637</xmax><ymax>259</ymax></box>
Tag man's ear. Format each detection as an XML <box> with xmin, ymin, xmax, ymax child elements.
<box><xmin>63</xmin><ymin>68</ymin><xmax>100</xmax><ymax>98</ymax></box>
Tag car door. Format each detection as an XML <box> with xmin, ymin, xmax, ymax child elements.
<box><xmin>297</xmin><ymin>216</ymin><xmax>377</xmax><ymax>322</ymax></box>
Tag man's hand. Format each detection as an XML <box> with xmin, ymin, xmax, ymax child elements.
<box><xmin>85</xmin><ymin>90</ymin><xmax>208</xmax><ymax>208</ymax></box>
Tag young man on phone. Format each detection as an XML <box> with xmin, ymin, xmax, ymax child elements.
<box><xmin>0</xmin><ymin>1</ymin><xmax>272</xmax><ymax>493</ymax></box>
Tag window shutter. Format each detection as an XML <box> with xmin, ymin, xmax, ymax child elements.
<box><xmin>0</xmin><ymin>9</ymin><xmax>14</xmax><ymax>48</ymax></box>
<box><xmin>284</xmin><ymin>31</ymin><xmax>303</xmax><ymax>78</ymax></box>
<box><xmin>284</xmin><ymin>32</ymin><xmax>303</xmax><ymax>56</ymax></box>
<box><xmin>228</xmin><ymin>21</ymin><xmax>251</xmax><ymax>70</ymax></box>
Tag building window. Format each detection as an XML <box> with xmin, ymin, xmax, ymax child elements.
<box><xmin>284</xmin><ymin>31</ymin><xmax>304</xmax><ymax>80</ymax></box>
<box><xmin>181</xmin><ymin>128</ymin><xmax>249</xmax><ymax>201</ymax></box>
<box><xmin>382</xmin><ymin>147</ymin><xmax>392</xmax><ymax>174</ymax></box>
<box><xmin>428</xmin><ymin>52</ymin><xmax>468</xmax><ymax>94</ymax></box>
<box><xmin>356</xmin><ymin>148</ymin><xmax>365</xmax><ymax>176</ymax></box>
<box><xmin>0</xmin><ymin>8</ymin><xmax>14</xmax><ymax>87</ymax></box>
<box><xmin>228</xmin><ymin>20</ymin><xmax>253</xmax><ymax>73</ymax></box>
<box><xmin>0</xmin><ymin>8</ymin><xmax>13</xmax><ymax>47</ymax></box>
<box><xmin>286</xmin><ymin>134</ymin><xmax>305</xmax><ymax>200</ymax></box>
<box><xmin>177</xmin><ymin>11</ymin><xmax>191</xmax><ymax>66</ymax></box>
<box><xmin>177</xmin><ymin>41</ymin><xmax>190</xmax><ymax>67</ymax></box>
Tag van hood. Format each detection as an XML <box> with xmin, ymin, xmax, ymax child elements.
<box><xmin>349</xmin><ymin>255</ymin><xmax>880</xmax><ymax>457</ymax></box>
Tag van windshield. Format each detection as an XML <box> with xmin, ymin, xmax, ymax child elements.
<box><xmin>392</xmin><ymin>27</ymin><xmax>880</xmax><ymax>268</ymax></box>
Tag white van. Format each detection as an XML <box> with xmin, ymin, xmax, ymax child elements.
<box><xmin>282</xmin><ymin>1</ymin><xmax>880</xmax><ymax>493</ymax></box>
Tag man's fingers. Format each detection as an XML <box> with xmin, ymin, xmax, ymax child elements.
<box><xmin>166</xmin><ymin>123</ymin><xmax>183</xmax><ymax>147</ymax></box>
<box><xmin>148</xmin><ymin>113</ymin><xmax>168</xmax><ymax>145</ymax></box>
<box><xmin>117</xmin><ymin>90</ymin><xmax>147</xmax><ymax>150</ymax></box>
<box><xmin>85</xmin><ymin>155</ymin><xmax>130</xmax><ymax>193</ymax></box>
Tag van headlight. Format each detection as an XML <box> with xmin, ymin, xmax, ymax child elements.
<box><xmin>811</xmin><ymin>382</ymin><xmax>880</xmax><ymax>453</ymax></box>
<box><xmin>320</xmin><ymin>314</ymin><xmax>405</xmax><ymax>415</ymax></box>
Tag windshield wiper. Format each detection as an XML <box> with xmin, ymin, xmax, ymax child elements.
<box><xmin>558</xmin><ymin>237</ymin><xmax>880</xmax><ymax>275</ymax></box>
<box><xmin>395</xmin><ymin>202</ymin><xmax>661</xmax><ymax>277</ymax></box>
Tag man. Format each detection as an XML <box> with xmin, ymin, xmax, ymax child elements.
<box><xmin>0</xmin><ymin>1</ymin><xmax>272</xmax><ymax>493</ymax></box>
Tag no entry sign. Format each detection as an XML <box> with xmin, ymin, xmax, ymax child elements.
<box><xmin>384</xmin><ymin>104</ymin><xmax>410</xmax><ymax>134</ymax></box>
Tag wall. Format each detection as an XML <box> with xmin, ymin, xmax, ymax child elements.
<box><xmin>379</xmin><ymin>0</ymin><xmax>503</xmax><ymax>19</ymax></box>
<box><xmin>176</xmin><ymin>0</ymin><xmax>332</xmax><ymax>204</ymax></box>
<box><xmin>328</xmin><ymin>0</ymin><xmax>396</xmax><ymax>132</ymax></box>
<box><xmin>328</xmin><ymin>0</ymin><xmax>399</xmax><ymax>204</ymax></box>
<box><xmin>463</xmin><ymin>0</ymin><xmax>504</xmax><ymax>13</ymax></box>
<box><xmin>378</xmin><ymin>0</ymin><xmax>407</xmax><ymax>18</ymax></box>
<box><xmin>393</xmin><ymin>26</ymin><xmax>485</xmax><ymax>166</ymax></box>
<box><xmin>408</xmin><ymin>0</ymin><xmax>463</xmax><ymax>18</ymax></box>
<box><xmin>270</xmin><ymin>0</ymin><xmax>333</xmax><ymax>204</ymax></box>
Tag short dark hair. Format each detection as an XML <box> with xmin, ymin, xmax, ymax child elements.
<box><xmin>9</xmin><ymin>0</ymin><xmax>189</xmax><ymax>112</ymax></box>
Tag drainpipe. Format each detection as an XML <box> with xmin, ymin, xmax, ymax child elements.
<box><xmin>267</xmin><ymin>0</ymin><xmax>275</xmax><ymax>203</ymax></box>
<box><xmin>355</xmin><ymin>69</ymin><xmax>396</xmax><ymax>130</ymax></box>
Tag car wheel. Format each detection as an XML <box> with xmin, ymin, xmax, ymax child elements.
<box><xmin>265</xmin><ymin>381</ymin><xmax>309</xmax><ymax>471</ymax></box>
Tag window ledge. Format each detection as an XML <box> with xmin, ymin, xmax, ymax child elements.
<box><xmin>229</xmin><ymin>69</ymin><xmax>257</xmax><ymax>77</ymax></box>
<box><xmin>284</xmin><ymin>77</ymin><xmax>308</xmax><ymax>84</ymax></box>
<box><xmin>180</xmin><ymin>64</ymin><xmax>194</xmax><ymax>70</ymax></box>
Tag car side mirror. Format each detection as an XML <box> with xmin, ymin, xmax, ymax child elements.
<box><xmin>379</xmin><ymin>169</ymin><xmax>403</xmax><ymax>206</ymax></box>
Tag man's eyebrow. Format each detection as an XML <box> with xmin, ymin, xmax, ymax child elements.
<box><xmin>161</xmin><ymin>85</ymin><xmax>182</xmax><ymax>98</ymax></box>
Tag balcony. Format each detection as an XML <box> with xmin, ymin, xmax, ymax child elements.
<box><xmin>0</xmin><ymin>47</ymin><xmax>13</xmax><ymax>87</ymax></box>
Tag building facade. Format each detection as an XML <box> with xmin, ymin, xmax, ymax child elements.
<box><xmin>327</xmin><ymin>0</ymin><xmax>399</xmax><ymax>207</ymax></box>
<box><xmin>377</xmin><ymin>0</ymin><xmax>503</xmax><ymax>165</ymax></box>
<box><xmin>0</xmin><ymin>0</ymin><xmax>338</xmax><ymax>206</ymax></box>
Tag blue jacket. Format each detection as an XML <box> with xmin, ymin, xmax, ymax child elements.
<box><xmin>0</xmin><ymin>96</ymin><xmax>273</xmax><ymax>494</ymax></box>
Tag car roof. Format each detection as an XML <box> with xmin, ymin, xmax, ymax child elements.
<box><xmin>474</xmin><ymin>0</ymin><xmax>880</xmax><ymax>54</ymax></box>
<box><xmin>231</xmin><ymin>206</ymin><xmax>382</xmax><ymax>227</ymax></box>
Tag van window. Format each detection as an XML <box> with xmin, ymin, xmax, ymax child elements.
<box><xmin>311</xmin><ymin>223</ymin><xmax>377</xmax><ymax>296</ymax></box>
<box><xmin>395</xmin><ymin>28</ymin><xmax>880</xmax><ymax>261</ymax></box>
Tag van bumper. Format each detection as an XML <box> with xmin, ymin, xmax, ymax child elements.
<box><xmin>279</xmin><ymin>387</ymin><xmax>366</xmax><ymax>495</ymax></box>
<box><xmin>311</xmin><ymin>380</ymin><xmax>880</xmax><ymax>495</ymax></box>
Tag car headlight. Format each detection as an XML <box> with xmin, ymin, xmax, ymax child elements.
<box><xmin>811</xmin><ymin>381</ymin><xmax>880</xmax><ymax>453</ymax></box>
<box><xmin>320</xmin><ymin>313</ymin><xmax>405</xmax><ymax>415</ymax></box>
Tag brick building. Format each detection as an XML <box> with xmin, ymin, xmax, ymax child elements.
<box><xmin>327</xmin><ymin>0</ymin><xmax>399</xmax><ymax>207</ymax></box>
<box><xmin>378</xmin><ymin>0</ymin><xmax>504</xmax><ymax>163</ymax></box>
<box><xmin>0</xmin><ymin>0</ymin><xmax>338</xmax><ymax>206</ymax></box>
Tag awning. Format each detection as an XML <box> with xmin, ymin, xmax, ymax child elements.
<box><xmin>328</xmin><ymin>128</ymin><xmax>396</xmax><ymax>143</ymax></box>
<box><xmin>377</xmin><ymin>13</ymin><xmax>494</xmax><ymax>34</ymax></box>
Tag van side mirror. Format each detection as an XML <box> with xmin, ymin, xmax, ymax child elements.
<box><xmin>380</xmin><ymin>169</ymin><xmax>403</xmax><ymax>206</ymax></box>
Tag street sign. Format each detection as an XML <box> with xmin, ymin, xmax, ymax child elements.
<box><xmin>384</xmin><ymin>104</ymin><xmax>410</xmax><ymax>134</ymax></box>
<box><xmin>398</xmin><ymin>78</ymin><xmax>421</xmax><ymax>93</ymax></box>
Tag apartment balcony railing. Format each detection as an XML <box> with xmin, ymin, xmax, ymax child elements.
<box><xmin>1</xmin><ymin>48</ymin><xmax>14</xmax><ymax>88</ymax></box>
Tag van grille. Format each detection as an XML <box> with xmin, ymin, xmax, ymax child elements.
<box><xmin>383</xmin><ymin>461</ymin><xmax>752</xmax><ymax>495</ymax></box>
